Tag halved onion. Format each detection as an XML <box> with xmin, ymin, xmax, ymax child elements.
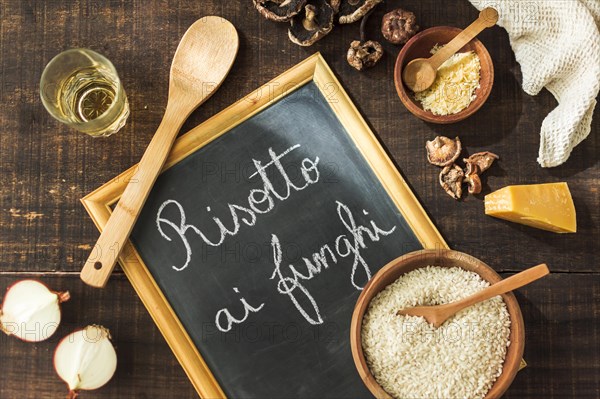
<box><xmin>54</xmin><ymin>325</ymin><xmax>117</xmax><ymax>399</ymax></box>
<box><xmin>0</xmin><ymin>279</ymin><xmax>69</xmax><ymax>342</ymax></box>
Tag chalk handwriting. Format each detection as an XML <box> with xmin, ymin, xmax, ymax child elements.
<box><xmin>269</xmin><ymin>201</ymin><xmax>396</xmax><ymax>325</ymax></box>
<box><xmin>215</xmin><ymin>287</ymin><xmax>265</xmax><ymax>333</ymax></box>
<box><xmin>156</xmin><ymin>144</ymin><xmax>320</xmax><ymax>271</ymax></box>
<box><xmin>270</xmin><ymin>234</ymin><xmax>324</xmax><ymax>325</ymax></box>
<box><xmin>154</xmin><ymin>145</ymin><xmax>400</xmax><ymax>331</ymax></box>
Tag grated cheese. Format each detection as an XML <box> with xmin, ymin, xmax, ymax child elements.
<box><xmin>414</xmin><ymin>46</ymin><xmax>481</xmax><ymax>116</ymax></box>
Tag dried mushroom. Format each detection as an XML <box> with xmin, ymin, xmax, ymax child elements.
<box><xmin>346</xmin><ymin>6</ymin><xmax>382</xmax><ymax>71</ymax></box>
<box><xmin>338</xmin><ymin>0</ymin><xmax>382</xmax><ymax>24</ymax></box>
<box><xmin>440</xmin><ymin>164</ymin><xmax>464</xmax><ymax>200</ymax></box>
<box><xmin>462</xmin><ymin>152</ymin><xmax>498</xmax><ymax>194</ymax></box>
<box><xmin>254</xmin><ymin>0</ymin><xmax>308</xmax><ymax>22</ymax></box>
<box><xmin>288</xmin><ymin>0</ymin><xmax>334</xmax><ymax>46</ymax></box>
<box><xmin>464</xmin><ymin>151</ymin><xmax>499</xmax><ymax>173</ymax></box>
<box><xmin>426</xmin><ymin>136</ymin><xmax>462</xmax><ymax>167</ymax></box>
<box><xmin>381</xmin><ymin>8</ymin><xmax>419</xmax><ymax>45</ymax></box>
<box><xmin>464</xmin><ymin>162</ymin><xmax>482</xmax><ymax>194</ymax></box>
<box><xmin>426</xmin><ymin>137</ymin><xmax>499</xmax><ymax>199</ymax></box>
<box><xmin>464</xmin><ymin>173</ymin><xmax>482</xmax><ymax>194</ymax></box>
<box><xmin>347</xmin><ymin>40</ymin><xmax>383</xmax><ymax>70</ymax></box>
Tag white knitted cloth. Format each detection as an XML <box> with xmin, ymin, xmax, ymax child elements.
<box><xmin>469</xmin><ymin>0</ymin><xmax>600</xmax><ymax>167</ymax></box>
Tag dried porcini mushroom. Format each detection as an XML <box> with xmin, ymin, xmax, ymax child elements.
<box><xmin>253</xmin><ymin>0</ymin><xmax>308</xmax><ymax>22</ymax></box>
<box><xmin>381</xmin><ymin>8</ymin><xmax>419</xmax><ymax>45</ymax></box>
<box><xmin>346</xmin><ymin>7</ymin><xmax>382</xmax><ymax>71</ymax></box>
<box><xmin>464</xmin><ymin>162</ymin><xmax>482</xmax><ymax>194</ymax></box>
<box><xmin>426</xmin><ymin>137</ymin><xmax>499</xmax><ymax>199</ymax></box>
<box><xmin>288</xmin><ymin>0</ymin><xmax>334</xmax><ymax>46</ymax></box>
<box><xmin>462</xmin><ymin>152</ymin><xmax>498</xmax><ymax>194</ymax></box>
<box><xmin>426</xmin><ymin>136</ymin><xmax>462</xmax><ymax>167</ymax></box>
<box><xmin>338</xmin><ymin>0</ymin><xmax>382</xmax><ymax>24</ymax></box>
<box><xmin>464</xmin><ymin>173</ymin><xmax>482</xmax><ymax>194</ymax></box>
<box><xmin>439</xmin><ymin>164</ymin><xmax>464</xmax><ymax>200</ymax></box>
<box><xmin>347</xmin><ymin>40</ymin><xmax>383</xmax><ymax>70</ymax></box>
<box><xmin>464</xmin><ymin>151</ymin><xmax>499</xmax><ymax>174</ymax></box>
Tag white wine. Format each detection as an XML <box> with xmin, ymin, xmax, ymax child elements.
<box><xmin>41</xmin><ymin>49</ymin><xmax>129</xmax><ymax>137</ymax></box>
<box><xmin>59</xmin><ymin>68</ymin><xmax>118</xmax><ymax>122</ymax></box>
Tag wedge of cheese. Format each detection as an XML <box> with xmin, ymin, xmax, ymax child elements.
<box><xmin>485</xmin><ymin>183</ymin><xmax>576</xmax><ymax>233</ymax></box>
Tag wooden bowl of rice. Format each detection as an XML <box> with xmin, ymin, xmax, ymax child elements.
<box><xmin>350</xmin><ymin>249</ymin><xmax>524</xmax><ymax>399</ymax></box>
<box><xmin>394</xmin><ymin>26</ymin><xmax>494</xmax><ymax>124</ymax></box>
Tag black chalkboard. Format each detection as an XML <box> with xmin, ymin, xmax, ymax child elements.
<box><xmin>130</xmin><ymin>81</ymin><xmax>422</xmax><ymax>398</ymax></box>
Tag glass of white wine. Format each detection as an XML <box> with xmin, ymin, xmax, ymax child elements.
<box><xmin>40</xmin><ymin>49</ymin><xmax>129</xmax><ymax>137</ymax></box>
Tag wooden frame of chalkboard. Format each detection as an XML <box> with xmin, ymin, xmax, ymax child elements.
<box><xmin>81</xmin><ymin>53</ymin><xmax>447</xmax><ymax>398</ymax></box>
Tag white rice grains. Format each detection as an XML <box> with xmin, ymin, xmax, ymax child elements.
<box><xmin>361</xmin><ymin>266</ymin><xmax>511</xmax><ymax>399</ymax></box>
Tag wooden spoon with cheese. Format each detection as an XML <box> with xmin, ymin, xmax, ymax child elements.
<box><xmin>402</xmin><ymin>7</ymin><xmax>498</xmax><ymax>92</ymax></box>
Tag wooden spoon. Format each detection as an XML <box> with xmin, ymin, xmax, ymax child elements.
<box><xmin>396</xmin><ymin>263</ymin><xmax>549</xmax><ymax>327</ymax></box>
<box><xmin>80</xmin><ymin>16</ymin><xmax>239</xmax><ymax>288</ymax></box>
<box><xmin>402</xmin><ymin>7</ymin><xmax>498</xmax><ymax>93</ymax></box>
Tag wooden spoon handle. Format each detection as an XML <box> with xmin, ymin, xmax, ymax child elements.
<box><xmin>429</xmin><ymin>7</ymin><xmax>498</xmax><ymax>70</ymax></box>
<box><xmin>80</xmin><ymin>108</ymin><xmax>185</xmax><ymax>288</ymax></box>
<box><xmin>451</xmin><ymin>264</ymin><xmax>549</xmax><ymax>312</ymax></box>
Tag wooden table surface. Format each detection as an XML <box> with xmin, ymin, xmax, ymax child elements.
<box><xmin>1</xmin><ymin>1</ymin><xmax>598</xmax><ymax>398</ymax></box>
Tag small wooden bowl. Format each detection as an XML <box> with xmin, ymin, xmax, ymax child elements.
<box><xmin>350</xmin><ymin>249</ymin><xmax>524</xmax><ymax>399</ymax></box>
<box><xmin>394</xmin><ymin>27</ymin><xmax>494</xmax><ymax>124</ymax></box>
